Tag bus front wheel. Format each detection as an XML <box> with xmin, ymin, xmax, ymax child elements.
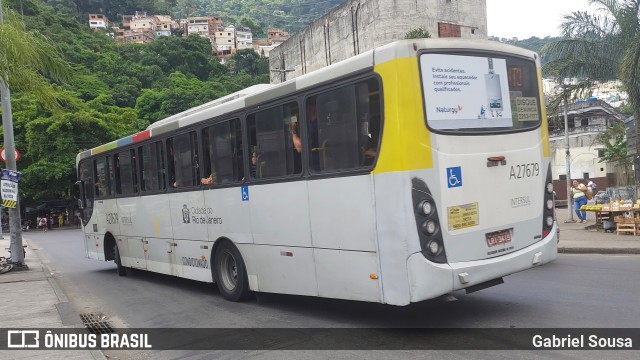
<box><xmin>114</xmin><ymin>244</ymin><xmax>127</xmax><ymax>277</ymax></box>
<box><xmin>214</xmin><ymin>241</ymin><xmax>250</xmax><ymax>301</ymax></box>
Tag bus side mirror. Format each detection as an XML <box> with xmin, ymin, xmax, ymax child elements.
<box><xmin>74</xmin><ymin>180</ymin><xmax>86</xmax><ymax>209</ymax></box>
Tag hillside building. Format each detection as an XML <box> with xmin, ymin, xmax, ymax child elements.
<box><xmin>88</xmin><ymin>14</ymin><xmax>109</xmax><ymax>29</ymax></box>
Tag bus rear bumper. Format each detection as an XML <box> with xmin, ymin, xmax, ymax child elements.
<box><xmin>407</xmin><ymin>224</ymin><xmax>558</xmax><ymax>303</ymax></box>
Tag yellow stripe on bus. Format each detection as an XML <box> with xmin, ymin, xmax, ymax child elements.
<box><xmin>373</xmin><ymin>57</ymin><xmax>434</xmax><ymax>174</ymax></box>
<box><xmin>537</xmin><ymin>67</ymin><xmax>550</xmax><ymax>157</ymax></box>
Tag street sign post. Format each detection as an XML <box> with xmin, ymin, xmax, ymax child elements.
<box><xmin>0</xmin><ymin>147</ymin><xmax>20</xmax><ymax>162</ymax></box>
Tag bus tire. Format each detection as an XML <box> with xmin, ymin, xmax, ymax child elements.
<box><xmin>114</xmin><ymin>244</ymin><xmax>127</xmax><ymax>277</ymax></box>
<box><xmin>214</xmin><ymin>241</ymin><xmax>250</xmax><ymax>301</ymax></box>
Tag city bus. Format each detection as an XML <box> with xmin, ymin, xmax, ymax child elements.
<box><xmin>75</xmin><ymin>39</ymin><xmax>557</xmax><ymax>306</ymax></box>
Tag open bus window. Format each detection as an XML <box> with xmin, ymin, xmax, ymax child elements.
<box><xmin>138</xmin><ymin>141</ymin><xmax>166</xmax><ymax>192</ymax></box>
<box><xmin>202</xmin><ymin>118</ymin><xmax>244</xmax><ymax>185</ymax></box>
<box><xmin>308</xmin><ymin>78</ymin><xmax>382</xmax><ymax>172</ymax></box>
<box><xmin>167</xmin><ymin>132</ymin><xmax>199</xmax><ymax>188</ymax></box>
<box><xmin>247</xmin><ymin>101</ymin><xmax>301</xmax><ymax>179</ymax></box>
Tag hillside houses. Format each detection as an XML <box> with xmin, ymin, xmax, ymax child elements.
<box><xmin>89</xmin><ymin>12</ymin><xmax>288</xmax><ymax>62</ymax></box>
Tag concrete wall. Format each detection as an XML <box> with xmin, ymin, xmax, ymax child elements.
<box><xmin>269</xmin><ymin>0</ymin><xmax>487</xmax><ymax>83</ymax></box>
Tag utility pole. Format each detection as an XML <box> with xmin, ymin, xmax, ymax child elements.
<box><xmin>0</xmin><ymin>1</ymin><xmax>26</xmax><ymax>267</ymax></box>
<box><xmin>563</xmin><ymin>89</ymin><xmax>576</xmax><ymax>223</ymax></box>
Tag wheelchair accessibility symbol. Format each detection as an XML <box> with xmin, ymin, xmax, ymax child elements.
<box><xmin>447</xmin><ymin>166</ymin><xmax>462</xmax><ymax>188</ymax></box>
<box><xmin>241</xmin><ymin>185</ymin><xmax>249</xmax><ymax>201</ymax></box>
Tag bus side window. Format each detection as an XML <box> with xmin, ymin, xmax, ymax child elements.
<box><xmin>139</xmin><ymin>141</ymin><xmax>166</xmax><ymax>192</ymax></box>
<box><xmin>93</xmin><ymin>157</ymin><xmax>110</xmax><ymax>198</ymax></box>
<box><xmin>247</xmin><ymin>101</ymin><xmax>300</xmax><ymax>179</ymax></box>
<box><xmin>114</xmin><ymin>153</ymin><xmax>121</xmax><ymax>194</ymax></box>
<box><xmin>312</xmin><ymin>87</ymin><xmax>359</xmax><ymax>172</ymax></box>
<box><xmin>168</xmin><ymin>132</ymin><xmax>199</xmax><ymax>188</ymax></box>
<box><xmin>106</xmin><ymin>155</ymin><xmax>114</xmax><ymax>196</ymax></box>
<box><xmin>115</xmin><ymin>150</ymin><xmax>137</xmax><ymax>195</ymax></box>
<box><xmin>359</xmin><ymin>79</ymin><xmax>381</xmax><ymax>167</ymax></box>
<box><xmin>202</xmin><ymin>118</ymin><xmax>244</xmax><ymax>185</ymax></box>
<box><xmin>309</xmin><ymin>78</ymin><xmax>382</xmax><ymax>172</ymax></box>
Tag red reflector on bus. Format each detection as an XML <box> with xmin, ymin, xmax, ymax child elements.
<box><xmin>542</xmin><ymin>229</ymin><xmax>551</xmax><ymax>238</ymax></box>
<box><xmin>280</xmin><ymin>251</ymin><xmax>293</xmax><ymax>257</ymax></box>
<box><xmin>487</xmin><ymin>156</ymin><xmax>506</xmax><ymax>162</ymax></box>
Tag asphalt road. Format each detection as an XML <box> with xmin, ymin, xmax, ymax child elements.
<box><xmin>24</xmin><ymin>229</ymin><xmax>640</xmax><ymax>359</ymax></box>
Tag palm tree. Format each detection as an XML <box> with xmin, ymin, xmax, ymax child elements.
<box><xmin>541</xmin><ymin>0</ymin><xmax>640</xmax><ymax>183</ymax></box>
<box><xmin>0</xmin><ymin>2</ymin><xmax>70</xmax><ymax>107</ymax></box>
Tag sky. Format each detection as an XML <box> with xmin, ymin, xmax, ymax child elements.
<box><xmin>486</xmin><ymin>0</ymin><xmax>592</xmax><ymax>39</ymax></box>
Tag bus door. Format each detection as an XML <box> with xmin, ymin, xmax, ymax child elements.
<box><xmin>306</xmin><ymin>82</ymin><xmax>382</xmax><ymax>302</ymax></box>
<box><xmin>246</xmin><ymin>102</ymin><xmax>318</xmax><ymax>296</ymax></box>
<box><xmin>167</xmin><ymin>132</ymin><xmax>204</xmax><ymax>278</ymax></box>
<box><xmin>76</xmin><ymin>160</ymin><xmax>97</xmax><ymax>257</ymax></box>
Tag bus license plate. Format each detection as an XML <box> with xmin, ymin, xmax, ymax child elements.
<box><xmin>486</xmin><ymin>229</ymin><xmax>512</xmax><ymax>247</ymax></box>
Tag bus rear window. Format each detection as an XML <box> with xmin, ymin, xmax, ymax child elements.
<box><xmin>419</xmin><ymin>52</ymin><xmax>541</xmax><ymax>133</ymax></box>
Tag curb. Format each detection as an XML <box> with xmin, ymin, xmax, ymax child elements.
<box><xmin>558</xmin><ymin>247</ymin><xmax>640</xmax><ymax>254</ymax></box>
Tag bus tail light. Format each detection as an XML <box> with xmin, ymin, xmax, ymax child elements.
<box><xmin>542</xmin><ymin>164</ymin><xmax>555</xmax><ymax>238</ymax></box>
<box><xmin>411</xmin><ymin>178</ymin><xmax>447</xmax><ymax>263</ymax></box>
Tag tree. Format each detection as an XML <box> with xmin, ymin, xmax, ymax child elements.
<box><xmin>229</xmin><ymin>48</ymin><xmax>269</xmax><ymax>76</ymax></box>
<box><xmin>20</xmin><ymin>90</ymin><xmax>141</xmax><ymax>200</ymax></box>
<box><xmin>404</xmin><ymin>27</ymin><xmax>431</xmax><ymax>39</ymax></box>
<box><xmin>594</xmin><ymin>121</ymin><xmax>628</xmax><ymax>162</ymax></box>
<box><xmin>594</xmin><ymin>121</ymin><xmax>633</xmax><ymax>184</ymax></box>
<box><xmin>239</xmin><ymin>16</ymin><xmax>265</xmax><ymax>38</ymax></box>
<box><xmin>0</xmin><ymin>3</ymin><xmax>70</xmax><ymax>108</ymax></box>
<box><xmin>540</xmin><ymin>0</ymin><xmax>640</xmax><ymax>183</ymax></box>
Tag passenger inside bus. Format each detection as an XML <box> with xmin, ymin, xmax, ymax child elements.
<box><xmin>250</xmin><ymin>147</ymin><xmax>258</xmax><ymax>178</ymax></box>
<box><xmin>291</xmin><ymin>97</ymin><xmax>320</xmax><ymax>171</ymax></box>
<box><xmin>201</xmin><ymin>172</ymin><xmax>216</xmax><ymax>185</ymax></box>
<box><xmin>362</xmin><ymin>114</ymin><xmax>381</xmax><ymax>166</ymax></box>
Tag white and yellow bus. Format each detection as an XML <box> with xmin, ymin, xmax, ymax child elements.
<box><xmin>75</xmin><ymin>39</ymin><xmax>557</xmax><ymax>306</ymax></box>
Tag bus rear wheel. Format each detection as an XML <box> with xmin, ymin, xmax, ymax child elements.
<box><xmin>114</xmin><ymin>244</ymin><xmax>127</xmax><ymax>277</ymax></box>
<box><xmin>214</xmin><ymin>241</ymin><xmax>250</xmax><ymax>301</ymax></box>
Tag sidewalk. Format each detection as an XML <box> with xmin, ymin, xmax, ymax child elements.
<box><xmin>0</xmin><ymin>237</ymin><xmax>105</xmax><ymax>360</ymax></box>
<box><xmin>556</xmin><ymin>206</ymin><xmax>640</xmax><ymax>254</ymax></box>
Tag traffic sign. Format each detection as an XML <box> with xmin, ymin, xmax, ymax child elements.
<box><xmin>1</xmin><ymin>169</ymin><xmax>21</xmax><ymax>208</ymax></box>
<box><xmin>0</xmin><ymin>147</ymin><xmax>20</xmax><ymax>162</ymax></box>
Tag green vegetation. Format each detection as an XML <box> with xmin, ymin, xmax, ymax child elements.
<box><xmin>594</xmin><ymin>121</ymin><xmax>633</xmax><ymax>184</ymax></box>
<box><xmin>0</xmin><ymin>0</ymin><xmax>270</xmax><ymax>203</ymax></box>
<box><xmin>404</xmin><ymin>27</ymin><xmax>431</xmax><ymax>39</ymax></box>
<box><xmin>511</xmin><ymin>36</ymin><xmax>560</xmax><ymax>67</ymax></box>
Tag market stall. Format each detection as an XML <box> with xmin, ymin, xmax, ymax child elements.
<box><xmin>581</xmin><ymin>202</ymin><xmax>640</xmax><ymax>235</ymax></box>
